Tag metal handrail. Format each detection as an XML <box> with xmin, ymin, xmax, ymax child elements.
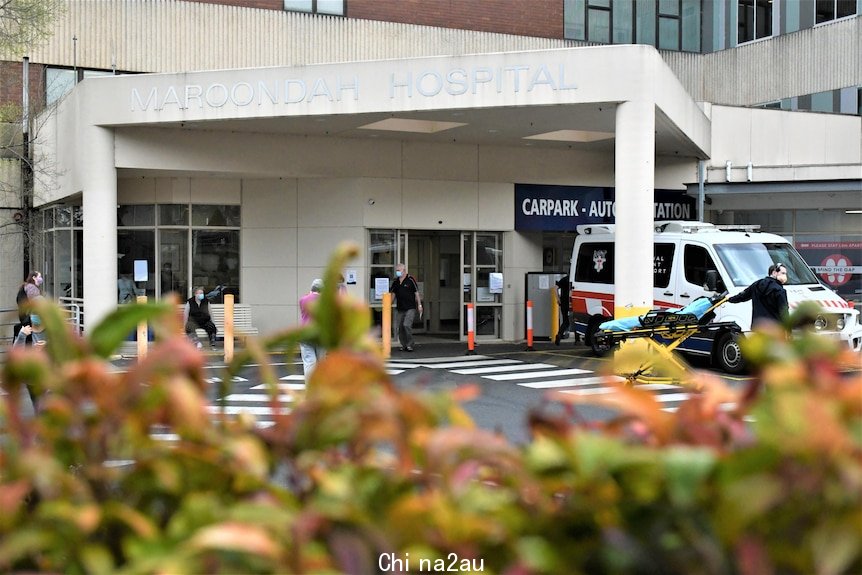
<box><xmin>58</xmin><ymin>297</ymin><xmax>84</xmax><ymax>333</ymax></box>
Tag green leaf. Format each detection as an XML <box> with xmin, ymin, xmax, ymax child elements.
<box><xmin>662</xmin><ymin>446</ymin><xmax>715</xmax><ymax>508</ymax></box>
<box><xmin>88</xmin><ymin>302</ymin><xmax>174</xmax><ymax>358</ymax></box>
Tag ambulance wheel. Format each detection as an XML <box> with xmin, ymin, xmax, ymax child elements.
<box><xmin>714</xmin><ymin>332</ymin><xmax>745</xmax><ymax>374</ymax></box>
<box><xmin>586</xmin><ymin>317</ymin><xmax>611</xmax><ymax>357</ymax></box>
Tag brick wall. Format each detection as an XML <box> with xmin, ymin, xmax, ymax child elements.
<box><xmin>0</xmin><ymin>61</ymin><xmax>46</xmax><ymax>113</ymax></box>
<box><xmin>185</xmin><ymin>0</ymin><xmax>283</xmax><ymax>10</ymax></box>
<box><xmin>348</xmin><ymin>0</ymin><xmax>563</xmax><ymax>39</ymax></box>
<box><xmin>185</xmin><ymin>0</ymin><xmax>564</xmax><ymax>38</ymax></box>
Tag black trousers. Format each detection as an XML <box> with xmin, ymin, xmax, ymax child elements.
<box><xmin>185</xmin><ymin>319</ymin><xmax>217</xmax><ymax>341</ymax></box>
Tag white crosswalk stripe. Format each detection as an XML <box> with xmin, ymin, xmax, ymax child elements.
<box><xmin>487</xmin><ymin>368</ymin><xmax>592</xmax><ymax>381</ymax></box>
<box><xmin>452</xmin><ymin>363</ymin><xmax>558</xmax><ymax>375</ymax></box>
<box><xmin>128</xmin><ymin>355</ymin><xmax>747</xmax><ymax>441</ymax></box>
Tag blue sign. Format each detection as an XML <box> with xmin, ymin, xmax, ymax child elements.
<box><xmin>515</xmin><ymin>184</ymin><xmax>696</xmax><ymax>231</ymax></box>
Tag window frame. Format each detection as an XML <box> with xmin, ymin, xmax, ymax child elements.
<box><xmin>283</xmin><ymin>0</ymin><xmax>346</xmax><ymax>16</ymax></box>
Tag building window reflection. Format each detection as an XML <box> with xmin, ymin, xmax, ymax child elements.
<box><xmin>113</xmin><ymin>203</ymin><xmax>242</xmax><ymax>302</ymax></box>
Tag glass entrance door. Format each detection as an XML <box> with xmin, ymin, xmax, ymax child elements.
<box><xmin>461</xmin><ymin>231</ymin><xmax>503</xmax><ymax>339</ymax></box>
<box><xmin>369</xmin><ymin>229</ymin><xmax>502</xmax><ymax>340</ymax></box>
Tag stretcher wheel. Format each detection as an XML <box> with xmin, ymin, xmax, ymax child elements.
<box><xmin>586</xmin><ymin>317</ymin><xmax>612</xmax><ymax>357</ymax></box>
<box><xmin>714</xmin><ymin>331</ymin><xmax>745</xmax><ymax>374</ymax></box>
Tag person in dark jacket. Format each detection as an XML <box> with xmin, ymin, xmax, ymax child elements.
<box><xmin>554</xmin><ymin>274</ymin><xmax>570</xmax><ymax>345</ymax></box>
<box><xmin>728</xmin><ymin>262</ymin><xmax>789</xmax><ymax>327</ymax></box>
<box><xmin>184</xmin><ymin>287</ymin><xmax>218</xmax><ymax>349</ymax></box>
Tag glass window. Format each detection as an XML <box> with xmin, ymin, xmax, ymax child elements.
<box><xmin>160</xmin><ymin>229</ymin><xmax>189</xmax><ymax>298</ymax></box>
<box><xmin>46</xmin><ymin>68</ymin><xmax>76</xmax><ymax>105</ymax></box>
<box><xmin>118</xmin><ymin>230</ymin><xmax>155</xmax><ymax>301</ymax></box>
<box><xmin>738</xmin><ymin>0</ymin><xmax>772</xmax><ymax>43</ymax></box>
<box><xmin>74</xmin><ymin>230</ymin><xmax>83</xmax><ymax>299</ymax></box>
<box><xmin>659</xmin><ymin>15</ymin><xmax>680</xmax><ymax>50</ymax></box>
<box><xmin>191</xmin><ymin>205</ymin><xmax>241</xmax><ymax>227</ymax></box>
<box><xmin>43</xmin><ymin>231</ymin><xmax>54</xmax><ymax>297</ymax></box>
<box><xmin>654</xmin><ymin>243</ymin><xmax>675</xmax><ymax>288</ymax></box>
<box><xmin>192</xmin><ymin>230</ymin><xmax>240</xmax><ymax>303</ymax></box>
<box><xmin>118</xmin><ymin>205</ymin><xmax>155</xmax><ymax>227</ymax></box>
<box><xmin>810</xmin><ymin>90</ymin><xmax>834</xmax><ymax>112</ymax></box>
<box><xmin>714</xmin><ymin>242</ymin><xmax>819</xmax><ymax>286</ymax></box>
<box><xmin>159</xmin><ymin>204</ymin><xmax>189</xmax><ymax>226</ymax></box>
<box><xmin>284</xmin><ymin>0</ymin><xmax>312</xmax><ymax>11</ymax></box>
<box><xmin>368</xmin><ymin>230</ymin><xmax>396</xmax><ymax>303</ymax></box>
<box><xmin>317</xmin><ymin>0</ymin><xmax>345</xmax><ymax>15</ymax></box>
<box><xmin>575</xmin><ymin>242</ymin><xmax>614</xmax><ymax>283</ymax></box>
<box><xmin>612</xmin><ymin>0</ymin><xmax>634</xmax><ymax>43</ymax></box>
<box><xmin>797</xmin><ymin>209</ymin><xmax>840</xmax><ymax>232</ymax></box>
<box><xmin>564</xmin><ymin>0</ymin><xmax>587</xmax><ymax>40</ymax></box>
<box><xmin>588</xmin><ymin>4</ymin><xmax>611</xmax><ymax>43</ymax></box>
<box><xmin>659</xmin><ymin>0</ymin><xmax>679</xmax><ymax>15</ymax></box>
<box><xmin>733</xmin><ymin>210</ymin><xmax>793</xmax><ymax>233</ymax></box>
<box><xmin>836</xmin><ymin>0</ymin><xmax>857</xmax><ymax>18</ymax></box>
<box><xmin>636</xmin><ymin>0</ymin><xmax>656</xmax><ymax>45</ymax></box>
<box><xmin>795</xmin><ymin>233</ymin><xmax>862</xmax><ymax>305</ymax></box>
<box><xmin>682</xmin><ymin>244</ymin><xmax>718</xmax><ymax>287</ymax></box>
<box><xmin>816</xmin><ymin>0</ymin><xmax>851</xmax><ymax>22</ymax></box>
<box><xmin>681</xmin><ymin>0</ymin><xmax>701</xmax><ymax>52</ymax></box>
<box><xmin>476</xmin><ymin>234</ymin><xmax>501</xmax><ymax>267</ymax></box>
<box><xmin>284</xmin><ymin>0</ymin><xmax>344</xmax><ymax>15</ymax></box>
<box><xmin>55</xmin><ymin>206</ymin><xmax>72</xmax><ymax>228</ymax></box>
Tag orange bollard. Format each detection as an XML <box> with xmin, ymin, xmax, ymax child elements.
<box><xmin>526</xmin><ymin>300</ymin><xmax>534</xmax><ymax>351</ymax></box>
<box><xmin>224</xmin><ymin>294</ymin><xmax>234</xmax><ymax>362</ymax></box>
<box><xmin>382</xmin><ymin>292</ymin><xmax>392</xmax><ymax>359</ymax></box>
<box><xmin>136</xmin><ymin>295</ymin><xmax>148</xmax><ymax>359</ymax></box>
<box><xmin>466</xmin><ymin>302</ymin><xmax>476</xmax><ymax>355</ymax></box>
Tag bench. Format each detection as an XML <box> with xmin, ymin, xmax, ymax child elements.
<box><xmin>180</xmin><ymin>303</ymin><xmax>259</xmax><ymax>341</ymax></box>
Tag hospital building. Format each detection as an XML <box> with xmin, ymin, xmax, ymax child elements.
<box><xmin>0</xmin><ymin>0</ymin><xmax>859</xmax><ymax>342</ymax></box>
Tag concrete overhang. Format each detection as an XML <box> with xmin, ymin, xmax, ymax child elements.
<box><xmin>45</xmin><ymin>45</ymin><xmax>711</xmax><ymax>180</ymax></box>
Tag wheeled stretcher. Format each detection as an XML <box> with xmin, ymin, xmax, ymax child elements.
<box><xmin>592</xmin><ymin>295</ymin><xmax>740</xmax><ymax>384</ymax></box>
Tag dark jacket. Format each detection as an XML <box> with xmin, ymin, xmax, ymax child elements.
<box><xmin>390</xmin><ymin>275</ymin><xmax>419</xmax><ymax>311</ymax></box>
<box><xmin>728</xmin><ymin>276</ymin><xmax>788</xmax><ymax>325</ymax></box>
<box><xmin>186</xmin><ymin>296</ymin><xmax>212</xmax><ymax>325</ymax></box>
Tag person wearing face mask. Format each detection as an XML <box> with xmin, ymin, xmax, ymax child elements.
<box><xmin>183</xmin><ymin>287</ymin><xmax>218</xmax><ymax>349</ymax></box>
<box><xmin>14</xmin><ymin>271</ymin><xmax>44</xmax><ymax>344</ymax></box>
<box><xmin>389</xmin><ymin>263</ymin><xmax>422</xmax><ymax>352</ymax></box>
<box><xmin>728</xmin><ymin>262</ymin><xmax>790</xmax><ymax>328</ymax></box>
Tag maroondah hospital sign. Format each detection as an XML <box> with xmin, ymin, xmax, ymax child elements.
<box><xmin>129</xmin><ymin>62</ymin><xmax>578</xmax><ymax>112</ymax></box>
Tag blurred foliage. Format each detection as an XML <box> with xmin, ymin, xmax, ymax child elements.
<box><xmin>1</xmin><ymin>242</ymin><xmax>860</xmax><ymax>574</ymax></box>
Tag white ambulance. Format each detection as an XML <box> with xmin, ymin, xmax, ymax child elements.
<box><xmin>569</xmin><ymin>221</ymin><xmax>862</xmax><ymax>373</ymax></box>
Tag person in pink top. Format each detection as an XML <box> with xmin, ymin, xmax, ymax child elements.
<box><xmin>299</xmin><ymin>279</ymin><xmax>325</xmax><ymax>379</ymax></box>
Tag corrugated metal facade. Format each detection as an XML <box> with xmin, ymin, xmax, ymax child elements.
<box><xmin>3</xmin><ymin>1</ymin><xmax>860</xmax><ymax>107</ymax></box>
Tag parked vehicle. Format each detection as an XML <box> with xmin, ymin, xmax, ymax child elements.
<box><xmin>569</xmin><ymin>221</ymin><xmax>862</xmax><ymax>373</ymax></box>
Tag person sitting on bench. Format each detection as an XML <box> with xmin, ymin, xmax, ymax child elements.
<box><xmin>184</xmin><ymin>287</ymin><xmax>218</xmax><ymax>349</ymax></box>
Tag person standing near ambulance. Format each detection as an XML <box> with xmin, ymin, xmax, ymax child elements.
<box><xmin>728</xmin><ymin>263</ymin><xmax>789</xmax><ymax>327</ymax></box>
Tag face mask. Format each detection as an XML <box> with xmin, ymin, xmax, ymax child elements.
<box><xmin>35</xmin><ymin>276</ymin><xmax>43</xmax><ymax>286</ymax></box>
<box><xmin>196</xmin><ymin>293</ymin><xmax>205</xmax><ymax>301</ymax></box>
<box><xmin>30</xmin><ymin>314</ymin><xmax>41</xmax><ymax>326</ymax></box>
<box><xmin>395</xmin><ymin>271</ymin><xmax>403</xmax><ymax>278</ymax></box>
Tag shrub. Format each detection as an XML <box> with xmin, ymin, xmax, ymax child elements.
<box><xmin>1</xmin><ymin>244</ymin><xmax>860</xmax><ymax>574</ymax></box>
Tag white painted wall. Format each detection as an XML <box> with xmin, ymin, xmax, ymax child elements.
<box><xmin>107</xmin><ymin>121</ymin><xmax>703</xmax><ymax>338</ymax></box>
<box><xmin>706</xmin><ymin>106</ymin><xmax>862</xmax><ymax>184</ymax></box>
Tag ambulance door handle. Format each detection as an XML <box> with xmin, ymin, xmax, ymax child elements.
<box><xmin>663</xmin><ymin>291</ymin><xmax>673</xmax><ymax>296</ymax></box>
<box><xmin>680</xmin><ymin>293</ymin><xmax>691</xmax><ymax>299</ymax></box>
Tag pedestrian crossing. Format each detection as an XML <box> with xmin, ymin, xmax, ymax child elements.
<box><xmin>143</xmin><ymin>354</ymin><xmax>728</xmax><ymax>439</ymax></box>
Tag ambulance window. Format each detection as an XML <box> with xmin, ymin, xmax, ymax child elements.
<box><xmin>575</xmin><ymin>242</ymin><xmax>614</xmax><ymax>283</ymax></box>
<box><xmin>654</xmin><ymin>243</ymin><xmax>675</xmax><ymax>288</ymax></box>
<box><xmin>683</xmin><ymin>244</ymin><xmax>718</xmax><ymax>287</ymax></box>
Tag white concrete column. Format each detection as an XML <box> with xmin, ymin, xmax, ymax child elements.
<box><xmin>614</xmin><ymin>100</ymin><xmax>655</xmax><ymax>319</ymax></box>
<box><xmin>82</xmin><ymin>126</ymin><xmax>118</xmax><ymax>329</ymax></box>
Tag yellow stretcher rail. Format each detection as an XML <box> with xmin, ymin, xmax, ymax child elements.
<box><xmin>592</xmin><ymin>296</ymin><xmax>738</xmax><ymax>386</ymax></box>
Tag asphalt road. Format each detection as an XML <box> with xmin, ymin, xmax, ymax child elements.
<box><xmin>171</xmin><ymin>339</ymin><xmax>759</xmax><ymax>445</ymax></box>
